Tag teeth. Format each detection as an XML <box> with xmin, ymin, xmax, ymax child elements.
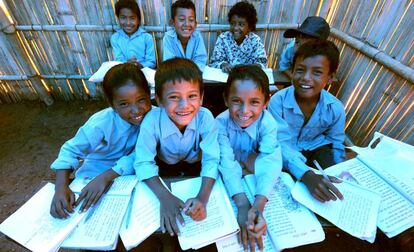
<box><xmin>238</xmin><ymin>116</ymin><xmax>250</xmax><ymax>121</ymax></box>
<box><xmin>300</xmin><ymin>85</ymin><xmax>311</xmax><ymax>89</ymax></box>
<box><xmin>177</xmin><ymin>112</ymin><xmax>191</xmax><ymax>116</ymax></box>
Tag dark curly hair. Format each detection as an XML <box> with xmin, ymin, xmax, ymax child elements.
<box><xmin>293</xmin><ymin>40</ymin><xmax>340</xmax><ymax>74</ymax></box>
<box><xmin>115</xmin><ymin>0</ymin><xmax>141</xmax><ymax>23</ymax></box>
<box><xmin>225</xmin><ymin>65</ymin><xmax>270</xmax><ymax>103</ymax></box>
<box><xmin>228</xmin><ymin>1</ymin><xmax>258</xmax><ymax>31</ymax></box>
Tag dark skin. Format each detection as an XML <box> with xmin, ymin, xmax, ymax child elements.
<box><xmin>50</xmin><ymin>169</ymin><xmax>118</xmax><ymax>218</ymax></box>
<box><xmin>145</xmin><ymin>176</ymin><xmax>215</xmax><ymax>236</ymax></box>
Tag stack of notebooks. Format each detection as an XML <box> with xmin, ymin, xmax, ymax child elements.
<box><xmin>1</xmin><ymin>132</ymin><xmax>413</xmax><ymax>251</ymax></box>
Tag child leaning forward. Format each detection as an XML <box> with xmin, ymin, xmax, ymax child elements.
<box><xmin>50</xmin><ymin>63</ymin><xmax>152</xmax><ymax>218</ymax></box>
<box><xmin>217</xmin><ymin>65</ymin><xmax>282</xmax><ymax>251</ymax></box>
<box><xmin>134</xmin><ymin>58</ymin><xmax>220</xmax><ymax>236</ymax></box>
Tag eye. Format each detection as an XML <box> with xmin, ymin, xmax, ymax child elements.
<box><xmin>137</xmin><ymin>98</ymin><xmax>147</xmax><ymax>104</ymax></box>
<box><xmin>251</xmin><ymin>100</ymin><xmax>260</xmax><ymax>105</ymax></box>
<box><xmin>313</xmin><ymin>70</ymin><xmax>323</xmax><ymax>76</ymax></box>
<box><xmin>231</xmin><ymin>98</ymin><xmax>241</xmax><ymax>104</ymax></box>
<box><xmin>168</xmin><ymin>95</ymin><xmax>179</xmax><ymax>101</ymax></box>
<box><xmin>295</xmin><ymin>67</ymin><xmax>304</xmax><ymax>73</ymax></box>
<box><xmin>189</xmin><ymin>94</ymin><xmax>199</xmax><ymax>99</ymax></box>
<box><xmin>118</xmin><ymin>102</ymin><xmax>128</xmax><ymax>107</ymax></box>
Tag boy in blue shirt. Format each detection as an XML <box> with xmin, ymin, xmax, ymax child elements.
<box><xmin>279</xmin><ymin>16</ymin><xmax>330</xmax><ymax>79</ymax></box>
<box><xmin>162</xmin><ymin>0</ymin><xmax>207</xmax><ymax>71</ymax></box>
<box><xmin>134</xmin><ymin>58</ymin><xmax>219</xmax><ymax>236</ymax></box>
<box><xmin>269</xmin><ymin>40</ymin><xmax>344</xmax><ymax>202</ymax></box>
<box><xmin>217</xmin><ymin>65</ymin><xmax>282</xmax><ymax>251</ymax></box>
<box><xmin>111</xmin><ymin>0</ymin><xmax>156</xmax><ymax>68</ymax></box>
<box><xmin>50</xmin><ymin>63</ymin><xmax>152</xmax><ymax>218</ymax></box>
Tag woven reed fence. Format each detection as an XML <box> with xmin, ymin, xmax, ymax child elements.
<box><xmin>0</xmin><ymin>0</ymin><xmax>413</xmax><ymax>145</ymax></box>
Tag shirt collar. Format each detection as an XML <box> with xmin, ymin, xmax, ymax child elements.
<box><xmin>284</xmin><ymin>86</ymin><xmax>336</xmax><ymax>113</ymax></box>
<box><xmin>227</xmin><ymin>109</ymin><xmax>261</xmax><ymax>140</ymax></box>
<box><xmin>160</xmin><ymin>108</ymin><xmax>197</xmax><ymax>138</ymax></box>
<box><xmin>118</xmin><ymin>27</ymin><xmax>144</xmax><ymax>39</ymax></box>
<box><xmin>112</xmin><ymin>108</ymin><xmax>136</xmax><ymax>133</ymax></box>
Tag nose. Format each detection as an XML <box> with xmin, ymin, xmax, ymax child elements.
<box><xmin>179</xmin><ymin>98</ymin><xmax>189</xmax><ymax>108</ymax></box>
<box><xmin>303</xmin><ymin>70</ymin><xmax>312</xmax><ymax>81</ymax></box>
<box><xmin>130</xmin><ymin>104</ymin><xmax>139</xmax><ymax>114</ymax></box>
<box><xmin>241</xmin><ymin>103</ymin><xmax>248</xmax><ymax>114</ymax></box>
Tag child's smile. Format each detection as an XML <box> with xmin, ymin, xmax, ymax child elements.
<box><xmin>230</xmin><ymin>15</ymin><xmax>250</xmax><ymax>45</ymax></box>
<box><xmin>173</xmin><ymin>8</ymin><xmax>196</xmax><ymax>42</ymax></box>
<box><xmin>119</xmin><ymin>8</ymin><xmax>139</xmax><ymax>36</ymax></box>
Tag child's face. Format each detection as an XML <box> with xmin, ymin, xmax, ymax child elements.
<box><xmin>112</xmin><ymin>81</ymin><xmax>151</xmax><ymax>126</ymax></box>
<box><xmin>172</xmin><ymin>8</ymin><xmax>196</xmax><ymax>42</ymax></box>
<box><xmin>156</xmin><ymin>80</ymin><xmax>202</xmax><ymax>131</ymax></box>
<box><xmin>230</xmin><ymin>15</ymin><xmax>250</xmax><ymax>44</ymax></box>
<box><xmin>118</xmin><ymin>8</ymin><xmax>139</xmax><ymax>36</ymax></box>
<box><xmin>225</xmin><ymin>79</ymin><xmax>267</xmax><ymax>129</ymax></box>
<box><xmin>292</xmin><ymin>55</ymin><xmax>333</xmax><ymax>101</ymax></box>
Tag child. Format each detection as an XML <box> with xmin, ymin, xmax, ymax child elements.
<box><xmin>216</xmin><ymin>65</ymin><xmax>282</xmax><ymax>251</ymax></box>
<box><xmin>209</xmin><ymin>1</ymin><xmax>267</xmax><ymax>73</ymax></box>
<box><xmin>50</xmin><ymin>63</ymin><xmax>152</xmax><ymax>218</ymax></box>
<box><xmin>268</xmin><ymin>40</ymin><xmax>345</xmax><ymax>202</ymax></box>
<box><xmin>111</xmin><ymin>0</ymin><xmax>156</xmax><ymax>68</ymax></box>
<box><xmin>162</xmin><ymin>0</ymin><xmax>207</xmax><ymax>71</ymax></box>
<box><xmin>134</xmin><ymin>58</ymin><xmax>219</xmax><ymax>236</ymax></box>
<box><xmin>279</xmin><ymin>16</ymin><xmax>330</xmax><ymax>79</ymax></box>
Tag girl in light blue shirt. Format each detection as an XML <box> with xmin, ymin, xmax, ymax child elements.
<box><xmin>217</xmin><ymin>65</ymin><xmax>282</xmax><ymax>251</ymax></box>
<box><xmin>50</xmin><ymin>63</ymin><xmax>152</xmax><ymax>218</ymax></box>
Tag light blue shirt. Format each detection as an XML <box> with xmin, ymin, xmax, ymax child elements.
<box><xmin>268</xmin><ymin>86</ymin><xmax>346</xmax><ymax>179</ymax></box>
<box><xmin>134</xmin><ymin>107</ymin><xmax>220</xmax><ymax>181</ymax></box>
<box><xmin>51</xmin><ymin>108</ymin><xmax>139</xmax><ymax>178</ymax></box>
<box><xmin>162</xmin><ymin>29</ymin><xmax>207</xmax><ymax>71</ymax></box>
<box><xmin>278</xmin><ymin>40</ymin><xmax>295</xmax><ymax>71</ymax></box>
<box><xmin>216</xmin><ymin>110</ymin><xmax>282</xmax><ymax>199</ymax></box>
<box><xmin>110</xmin><ymin>27</ymin><xmax>156</xmax><ymax>68</ymax></box>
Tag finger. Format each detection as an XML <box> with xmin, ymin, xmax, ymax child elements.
<box><xmin>75</xmin><ymin>191</ymin><xmax>87</xmax><ymax>206</ymax></box>
<box><xmin>81</xmin><ymin>191</ymin><xmax>98</xmax><ymax>212</ymax></box>
<box><xmin>170</xmin><ymin>216</ymin><xmax>181</xmax><ymax>236</ymax></box>
<box><xmin>164</xmin><ymin>216</ymin><xmax>174</xmax><ymax>236</ymax></box>
<box><xmin>50</xmin><ymin>203</ymin><xmax>60</xmax><ymax>218</ymax></box>
<box><xmin>326</xmin><ymin>181</ymin><xmax>344</xmax><ymax>200</ymax></box>
<box><xmin>312</xmin><ymin>189</ymin><xmax>327</xmax><ymax>202</ymax></box>
<box><xmin>241</xmin><ymin>227</ymin><xmax>248</xmax><ymax>252</ymax></box>
<box><xmin>183</xmin><ymin>199</ymin><xmax>193</xmax><ymax>214</ymax></box>
<box><xmin>257</xmin><ymin>235</ymin><xmax>264</xmax><ymax>251</ymax></box>
<box><xmin>318</xmin><ymin>182</ymin><xmax>337</xmax><ymax>201</ymax></box>
<box><xmin>246</xmin><ymin>212</ymin><xmax>257</xmax><ymax>230</ymax></box>
<box><xmin>55</xmin><ymin>201</ymin><xmax>68</xmax><ymax>219</ymax></box>
<box><xmin>160</xmin><ymin>215</ymin><xmax>166</xmax><ymax>233</ymax></box>
<box><xmin>329</xmin><ymin>176</ymin><xmax>342</xmax><ymax>183</ymax></box>
<box><xmin>176</xmin><ymin>211</ymin><xmax>185</xmax><ymax>226</ymax></box>
<box><xmin>68</xmin><ymin>193</ymin><xmax>75</xmax><ymax>212</ymax></box>
<box><xmin>249</xmin><ymin>232</ymin><xmax>255</xmax><ymax>252</ymax></box>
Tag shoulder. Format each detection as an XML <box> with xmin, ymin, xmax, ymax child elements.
<box><xmin>110</xmin><ymin>31</ymin><xmax>122</xmax><ymax>42</ymax></box>
<box><xmin>321</xmin><ymin>90</ymin><xmax>345</xmax><ymax>115</ymax></box>
<box><xmin>198</xmin><ymin>107</ymin><xmax>214</xmax><ymax>120</ymax></box>
<box><xmin>269</xmin><ymin>87</ymin><xmax>288</xmax><ymax>104</ymax></box>
<box><xmin>218</xmin><ymin>31</ymin><xmax>231</xmax><ymax>40</ymax></box>
<box><xmin>215</xmin><ymin>110</ymin><xmax>230</xmax><ymax>128</ymax></box>
<box><xmin>258</xmin><ymin>110</ymin><xmax>277</xmax><ymax>131</ymax></box>
<box><xmin>86</xmin><ymin>107</ymin><xmax>116</xmax><ymax>126</ymax></box>
<box><xmin>247</xmin><ymin>32</ymin><xmax>262</xmax><ymax>42</ymax></box>
<box><xmin>164</xmin><ymin>29</ymin><xmax>176</xmax><ymax>39</ymax></box>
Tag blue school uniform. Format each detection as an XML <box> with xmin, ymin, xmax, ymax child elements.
<box><xmin>268</xmin><ymin>86</ymin><xmax>346</xmax><ymax>179</ymax></box>
<box><xmin>110</xmin><ymin>27</ymin><xmax>156</xmax><ymax>68</ymax></box>
<box><xmin>162</xmin><ymin>29</ymin><xmax>207</xmax><ymax>71</ymax></box>
<box><xmin>216</xmin><ymin>110</ymin><xmax>282</xmax><ymax>199</ymax></box>
<box><xmin>51</xmin><ymin>108</ymin><xmax>139</xmax><ymax>178</ymax></box>
<box><xmin>278</xmin><ymin>41</ymin><xmax>295</xmax><ymax>71</ymax></box>
<box><xmin>134</xmin><ymin>107</ymin><xmax>219</xmax><ymax>181</ymax></box>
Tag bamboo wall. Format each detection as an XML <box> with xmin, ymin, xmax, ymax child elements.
<box><xmin>0</xmin><ymin>0</ymin><xmax>413</xmax><ymax>145</ymax></box>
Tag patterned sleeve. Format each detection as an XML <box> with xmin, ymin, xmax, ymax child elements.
<box><xmin>209</xmin><ymin>33</ymin><xmax>228</xmax><ymax>68</ymax></box>
<box><xmin>252</xmin><ymin>35</ymin><xmax>268</xmax><ymax>68</ymax></box>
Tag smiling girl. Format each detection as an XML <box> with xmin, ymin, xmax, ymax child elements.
<box><xmin>209</xmin><ymin>1</ymin><xmax>268</xmax><ymax>73</ymax></box>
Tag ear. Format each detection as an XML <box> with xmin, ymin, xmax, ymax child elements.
<box><xmin>263</xmin><ymin>99</ymin><xmax>269</xmax><ymax>109</ymax></box>
<box><xmin>155</xmin><ymin>94</ymin><xmax>162</xmax><ymax>107</ymax></box>
<box><xmin>200</xmin><ymin>92</ymin><xmax>204</xmax><ymax>106</ymax></box>
<box><xmin>169</xmin><ymin>18</ymin><xmax>174</xmax><ymax>26</ymax></box>
<box><xmin>222</xmin><ymin>93</ymin><xmax>229</xmax><ymax>107</ymax></box>
<box><xmin>327</xmin><ymin>72</ymin><xmax>336</xmax><ymax>86</ymax></box>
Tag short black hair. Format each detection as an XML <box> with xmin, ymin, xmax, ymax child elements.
<box><xmin>228</xmin><ymin>1</ymin><xmax>258</xmax><ymax>31</ymax></box>
<box><xmin>115</xmin><ymin>0</ymin><xmax>141</xmax><ymax>23</ymax></box>
<box><xmin>103</xmin><ymin>63</ymin><xmax>150</xmax><ymax>104</ymax></box>
<box><xmin>225</xmin><ymin>65</ymin><xmax>270</xmax><ymax>103</ymax></box>
<box><xmin>171</xmin><ymin>0</ymin><xmax>196</xmax><ymax>19</ymax></box>
<box><xmin>293</xmin><ymin>40</ymin><xmax>340</xmax><ymax>74</ymax></box>
<box><xmin>155</xmin><ymin>58</ymin><xmax>203</xmax><ymax>98</ymax></box>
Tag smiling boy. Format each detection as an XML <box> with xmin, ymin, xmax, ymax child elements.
<box><xmin>268</xmin><ymin>40</ymin><xmax>345</xmax><ymax>202</ymax></box>
<box><xmin>162</xmin><ymin>0</ymin><xmax>207</xmax><ymax>71</ymax></box>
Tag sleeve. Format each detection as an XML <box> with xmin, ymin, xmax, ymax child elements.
<box><xmin>254</xmin><ymin>114</ymin><xmax>282</xmax><ymax>199</ymax></box>
<box><xmin>278</xmin><ymin>41</ymin><xmax>294</xmax><ymax>71</ymax></box>
<box><xmin>110</xmin><ymin>33</ymin><xmax>126</xmax><ymax>62</ymax></box>
<box><xmin>162</xmin><ymin>34</ymin><xmax>175</xmax><ymax>61</ymax></box>
<box><xmin>216</xmin><ymin>118</ymin><xmax>244</xmax><ymax>197</ymax></box>
<box><xmin>133</xmin><ymin>112</ymin><xmax>160</xmax><ymax>181</ymax></box>
<box><xmin>209</xmin><ymin>34</ymin><xmax>228</xmax><ymax>68</ymax></box>
<box><xmin>112</xmin><ymin>150</ymin><xmax>136</xmax><ymax>175</ymax></box>
<box><xmin>141</xmin><ymin>33</ymin><xmax>156</xmax><ymax>69</ymax></box>
<box><xmin>193</xmin><ymin>32</ymin><xmax>208</xmax><ymax>72</ymax></box>
<box><xmin>325</xmin><ymin>103</ymin><xmax>346</xmax><ymax>163</ymax></box>
<box><xmin>199</xmin><ymin>111</ymin><xmax>220</xmax><ymax>180</ymax></box>
<box><xmin>267</xmin><ymin>96</ymin><xmax>310</xmax><ymax>180</ymax></box>
<box><xmin>252</xmin><ymin>36</ymin><xmax>268</xmax><ymax>68</ymax></box>
<box><xmin>51</xmin><ymin>120</ymin><xmax>104</xmax><ymax>171</ymax></box>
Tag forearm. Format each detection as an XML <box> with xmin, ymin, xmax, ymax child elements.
<box><xmin>144</xmin><ymin>176</ymin><xmax>173</xmax><ymax>200</ymax></box>
<box><xmin>55</xmin><ymin>169</ymin><xmax>72</xmax><ymax>189</ymax></box>
<box><xmin>101</xmin><ymin>169</ymin><xmax>120</xmax><ymax>183</ymax></box>
<box><xmin>196</xmin><ymin>177</ymin><xmax>215</xmax><ymax>204</ymax></box>
<box><xmin>233</xmin><ymin>193</ymin><xmax>251</xmax><ymax>209</ymax></box>
<box><xmin>252</xmin><ymin>195</ymin><xmax>267</xmax><ymax>213</ymax></box>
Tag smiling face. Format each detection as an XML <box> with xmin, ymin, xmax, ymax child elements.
<box><xmin>172</xmin><ymin>7</ymin><xmax>196</xmax><ymax>43</ymax></box>
<box><xmin>225</xmin><ymin>79</ymin><xmax>267</xmax><ymax>128</ymax></box>
<box><xmin>156</xmin><ymin>80</ymin><xmax>202</xmax><ymax>131</ymax></box>
<box><xmin>112</xmin><ymin>80</ymin><xmax>151</xmax><ymax>126</ymax></box>
<box><xmin>230</xmin><ymin>15</ymin><xmax>250</xmax><ymax>45</ymax></box>
<box><xmin>118</xmin><ymin>8</ymin><xmax>139</xmax><ymax>36</ymax></box>
<box><xmin>292</xmin><ymin>55</ymin><xmax>333</xmax><ymax>102</ymax></box>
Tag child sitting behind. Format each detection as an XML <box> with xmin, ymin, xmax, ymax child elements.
<box><xmin>209</xmin><ymin>1</ymin><xmax>267</xmax><ymax>73</ymax></box>
<box><xmin>50</xmin><ymin>63</ymin><xmax>152</xmax><ymax>218</ymax></box>
<box><xmin>134</xmin><ymin>58</ymin><xmax>219</xmax><ymax>236</ymax></box>
<box><xmin>217</xmin><ymin>65</ymin><xmax>282</xmax><ymax>251</ymax></box>
<box><xmin>268</xmin><ymin>40</ymin><xmax>345</xmax><ymax>202</ymax></box>
<box><xmin>162</xmin><ymin>0</ymin><xmax>207</xmax><ymax>71</ymax></box>
<box><xmin>279</xmin><ymin>16</ymin><xmax>330</xmax><ymax>79</ymax></box>
<box><xmin>111</xmin><ymin>0</ymin><xmax>156</xmax><ymax>68</ymax></box>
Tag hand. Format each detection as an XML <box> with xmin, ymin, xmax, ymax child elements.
<box><xmin>220</xmin><ymin>62</ymin><xmax>233</xmax><ymax>73</ymax></box>
<box><xmin>160</xmin><ymin>193</ymin><xmax>185</xmax><ymax>236</ymax></box>
<box><xmin>236</xmin><ymin>203</ymin><xmax>251</xmax><ymax>252</ymax></box>
<box><xmin>75</xmin><ymin>173</ymin><xmax>114</xmax><ymax>212</ymax></box>
<box><xmin>183</xmin><ymin>197</ymin><xmax>207</xmax><ymax>221</ymax></box>
<box><xmin>50</xmin><ymin>185</ymin><xmax>75</xmax><ymax>219</ymax></box>
<box><xmin>301</xmin><ymin>170</ymin><xmax>343</xmax><ymax>202</ymax></box>
<box><xmin>127</xmin><ymin>57</ymin><xmax>143</xmax><ymax>69</ymax></box>
<box><xmin>246</xmin><ymin>208</ymin><xmax>266</xmax><ymax>252</ymax></box>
